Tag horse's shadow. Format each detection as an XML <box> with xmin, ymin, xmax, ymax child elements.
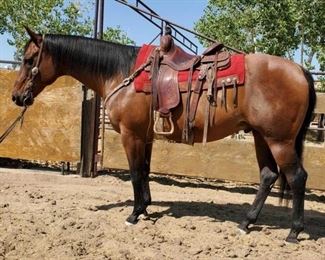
<box><xmin>99</xmin><ymin>169</ymin><xmax>325</xmax><ymax>203</ymax></box>
<box><xmin>96</xmin><ymin>199</ymin><xmax>325</xmax><ymax>241</ymax></box>
<box><xmin>96</xmin><ymin>169</ymin><xmax>325</xmax><ymax>240</ymax></box>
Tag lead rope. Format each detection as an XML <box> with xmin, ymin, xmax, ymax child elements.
<box><xmin>0</xmin><ymin>107</ymin><xmax>28</xmax><ymax>144</ymax></box>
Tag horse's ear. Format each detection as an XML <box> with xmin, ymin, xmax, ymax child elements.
<box><xmin>24</xmin><ymin>26</ymin><xmax>42</xmax><ymax>47</ymax></box>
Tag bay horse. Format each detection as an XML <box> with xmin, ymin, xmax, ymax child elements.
<box><xmin>12</xmin><ymin>28</ymin><xmax>316</xmax><ymax>243</ymax></box>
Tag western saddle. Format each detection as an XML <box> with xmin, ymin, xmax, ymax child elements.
<box><xmin>150</xmin><ymin>28</ymin><xmax>236</xmax><ymax>144</ymax></box>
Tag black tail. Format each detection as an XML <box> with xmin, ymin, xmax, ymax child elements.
<box><xmin>279</xmin><ymin>67</ymin><xmax>316</xmax><ymax>202</ymax></box>
<box><xmin>296</xmin><ymin>67</ymin><xmax>317</xmax><ymax>159</ymax></box>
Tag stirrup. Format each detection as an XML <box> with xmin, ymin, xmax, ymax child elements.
<box><xmin>153</xmin><ymin>111</ymin><xmax>174</xmax><ymax>135</ymax></box>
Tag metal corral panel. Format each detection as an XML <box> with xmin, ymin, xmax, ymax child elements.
<box><xmin>316</xmin><ymin>93</ymin><xmax>325</xmax><ymax>113</ymax></box>
<box><xmin>0</xmin><ymin>70</ymin><xmax>81</xmax><ymax>162</ymax></box>
<box><xmin>103</xmin><ymin>131</ymin><xmax>325</xmax><ymax>190</ymax></box>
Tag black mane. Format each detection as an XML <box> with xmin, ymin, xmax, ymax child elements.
<box><xmin>44</xmin><ymin>34</ymin><xmax>140</xmax><ymax>78</ymax></box>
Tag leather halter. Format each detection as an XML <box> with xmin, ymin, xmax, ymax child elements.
<box><xmin>24</xmin><ymin>35</ymin><xmax>45</xmax><ymax>98</ymax></box>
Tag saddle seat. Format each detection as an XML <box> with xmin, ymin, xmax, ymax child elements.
<box><xmin>159</xmin><ymin>34</ymin><xmax>227</xmax><ymax>71</ymax></box>
<box><xmin>151</xmin><ymin>31</ymin><xmax>234</xmax><ymax>141</ymax></box>
<box><xmin>161</xmin><ymin>45</ymin><xmax>200</xmax><ymax>71</ymax></box>
<box><xmin>154</xmin><ymin>34</ymin><xmax>230</xmax><ymax>115</ymax></box>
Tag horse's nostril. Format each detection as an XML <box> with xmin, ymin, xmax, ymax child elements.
<box><xmin>22</xmin><ymin>91</ymin><xmax>34</xmax><ymax>106</ymax></box>
<box><xmin>11</xmin><ymin>94</ymin><xmax>25</xmax><ymax>107</ymax></box>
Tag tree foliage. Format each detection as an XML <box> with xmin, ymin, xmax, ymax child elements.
<box><xmin>195</xmin><ymin>0</ymin><xmax>325</xmax><ymax>69</ymax></box>
<box><xmin>0</xmin><ymin>0</ymin><xmax>134</xmax><ymax>60</ymax></box>
<box><xmin>292</xmin><ymin>0</ymin><xmax>325</xmax><ymax>70</ymax></box>
<box><xmin>103</xmin><ymin>26</ymin><xmax>135</xmax><ymax>45</ymax></box>
<box><xmin>0</xmin><ymin>0</ymin><xmax>92</xmax><ymax>60</ymax></box>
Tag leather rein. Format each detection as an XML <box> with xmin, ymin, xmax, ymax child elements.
<box><xmin>0</xmin><ymin>35</ymin><xmax>45</xmax><ymax>144</ymax></box>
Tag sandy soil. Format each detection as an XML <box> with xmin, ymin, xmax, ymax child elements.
<box><xmin>0</xmin><ymin>168</ymin><xmax>324</xmax><ymax>260</ymax></box>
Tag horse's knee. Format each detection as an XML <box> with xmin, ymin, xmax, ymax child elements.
<box><xmin>281</xmin><ymin>163</ymin><xmax>307</xmax><ymax>183</ymax></box>
<box><xmin>260</xmin><ymin>167</ymin><xmax>278</xmax><ymax>187</ymax></box>
<box><xmin>295</xmin><ymin>166</ymin><xmax>307</xmax><ymax>183</ymax></box>
<box><xmin>268</xmin><ymin>142</ymin><xmax>307</xmax><ymax>188</ymax></box>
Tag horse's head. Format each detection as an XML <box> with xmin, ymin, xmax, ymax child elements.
<box><xmin>12</xmin><ymin>27</ymin><xmax>57</xmax><ymax>107</ymax></box>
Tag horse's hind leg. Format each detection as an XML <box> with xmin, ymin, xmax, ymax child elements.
<box><xmin>282</xmin><ymin>164</ymin><xmax>306</xmax><ymax>243</ymax></box>
<box><xmin>267</xmin><ymin>141</ymin><xmax>307</xmax><ymax>243</ymax></box>
<box><xmin>239</xmin><ymin>131</ymin><xmax>278</xmax><ymax>233</ymax></box>
<box><xmin>121</xmin><ymin>131</ymin><xmax>147</xmax><ymax>225</ymax></box>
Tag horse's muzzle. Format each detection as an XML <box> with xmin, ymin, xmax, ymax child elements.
<box><xmin>12</xmin><ymin>91</ymin><xmax>34</xmax><ymax>107</ymax></box>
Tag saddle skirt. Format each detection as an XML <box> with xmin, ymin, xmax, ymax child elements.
<box><xmin>133</xmin><ymin>42</ymin><xmax>245</xmax><ymax>143</ymax></box>
<box><xmin>134</xmin><ymin>44</ymin><xmax>245</xmax><ymax>94</ymax></box>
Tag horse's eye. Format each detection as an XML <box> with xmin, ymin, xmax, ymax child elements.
<box><xmin>24</xmin><ymin>58</ymin><xmax>34</xmax><ymax>66</ymax></box>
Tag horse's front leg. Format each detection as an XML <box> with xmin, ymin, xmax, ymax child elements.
<box><xmin>143</xmin><ymin>142</ymin><xmax>153</xmax><ymax>208</ymax></box>
<box><xmin>121</xmin><ymin>131</ymin><xmax>147</xmax><ymax>225</ymax></box>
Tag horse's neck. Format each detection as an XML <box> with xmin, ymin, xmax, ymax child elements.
<box><xmin>64</xmin><ymin>65</ymin><xmax>105</xmax><ymax>97</ymax></box>
<box><xmin>60</xmin><ymin>60</ymin><xmax>126</xmax><ymax>99</ymax></box>
<box><xmin>47</xmin><ymin>36</ymin><xmax>138</xmax><ymax>98</ymax></box>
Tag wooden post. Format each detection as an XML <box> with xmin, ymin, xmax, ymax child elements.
<box><xmin>78</xmin><ymin>0</ymin><xmax>104</xmax><ymax>177</ymax></box>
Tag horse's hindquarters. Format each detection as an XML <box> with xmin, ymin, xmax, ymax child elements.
<box><xmin>243</xmin><ymin>54</ymin><xmax>310</xmax><ymax>141</ymax></box>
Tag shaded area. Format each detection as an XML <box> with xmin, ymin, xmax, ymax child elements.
<box><xmin>0</xmin><ymin>157</ymin><xmax>60</xmax><ymax>170</ymax></box>
<box><xmin>0</xmin><ymin>157</ymin><xmax>76</xmax><ymax>174</ymax></box>
<box><xmin>99</xmin><ymin>168</ymin><xmax>325</xmax><ymax>203</ymax></box>
<box><xmin>95</xmin><ymin>199</ymin><xmax>325</xmax><ymax>241</ymax></box>
<box><xmin>0</xmin><ymin>163</ymin><xmax>323</xmax><ymax>203</ymax></box>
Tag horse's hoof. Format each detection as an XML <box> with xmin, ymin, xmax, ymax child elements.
<box><xmin>238</xmin><ymin>228</ymin><xmax>248</xmax><ymax>235</ymax></box>
<box><xmin>285</xmin><ymin>230</ymin><xmax>300</xmax><ymax>243</ymax></box>
<box><xmin>238</xmin><ymin>224</ymin><xmax>249</xmax><ymax>234</ymax></box>
<box><xmin>285</xmin><ymin>236</ymin><xmax>299</xmax><ymax>244</ymax></box>
<box><xmin>125</xmin><ymin>214</ymin><xmax>138</xmax><ymax>226</ymax></box>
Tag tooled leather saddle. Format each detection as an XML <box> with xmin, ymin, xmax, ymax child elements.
<box><xmin>146</xmin><ymin>28</ymin><xmax>243</xmax><ymax>144</ymax></box>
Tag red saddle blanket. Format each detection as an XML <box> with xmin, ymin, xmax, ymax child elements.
<box><xmin>134</xmin><ymin>44</ymin><xmax>245</xmax><ymax>92</ymax></box>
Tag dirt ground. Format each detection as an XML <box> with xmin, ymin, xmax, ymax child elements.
<box><xmin>0</xmin><ymin>168</ymin><xmax>324</xmax><ymax>260</ymax></box>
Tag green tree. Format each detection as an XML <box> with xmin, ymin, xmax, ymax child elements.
<box><xmin>0</xmin><ymin>0</ymin><xmax>93</xmax><ymax>60</ymax></box>
<box><xmin>195</xmin><ymin>0</ymin><xmax>324</xmax><ymax>69</ymax></box>
<box><xmin>103</xmin><ymin>26</ymin><xmax>135</xmax><ymax>45</ymax></box>
<box><xmin>292</xmin><ymin>0</ymin><xmax>325</xmax><ymax>70</ymax></box>
<box><xmin>0</xmin><ymin>0</ymin><xmax>135</xmax><ymax>60</ymax></box>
